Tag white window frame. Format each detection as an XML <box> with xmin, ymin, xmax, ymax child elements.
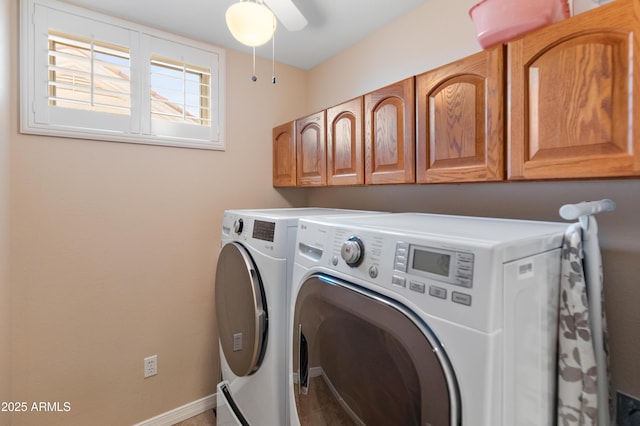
<box><xmin>20</xmin><ymin>0</ymin><xmax>226</xmax><ymax>150</ymax></box>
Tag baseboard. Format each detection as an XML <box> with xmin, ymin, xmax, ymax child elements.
<box><xmin>133</xmin><ymin>393</ymin><xmax>217</xmax><ymax>426</ymax></box>
<box><xmin>293</xmin><ymin>366</ymin><xmax>323</xmax><ymax>384</ymax></box>
<box><xmin>309</xmin><ymin>366</ymin><xmax>322</xmax><ymax>378</ymax></box>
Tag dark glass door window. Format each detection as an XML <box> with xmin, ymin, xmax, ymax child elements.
<box><xmin>292</xmin><ymin>274</ymin><xmax>460</xmax><ymax>426</ymax></box>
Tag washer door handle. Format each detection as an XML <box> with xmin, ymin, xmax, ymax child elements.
<box><xmin>298</xmin><ymin>325</ymin><xmax>309</xmax><ymax>395</ymax></box>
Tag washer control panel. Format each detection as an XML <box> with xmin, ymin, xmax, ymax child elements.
<box><xmin>320</xmin><ymin>227</ymin><xmax>478</xmax><ymax>309</ymax></box>
<box><xmin>294</xmin><ymin>213</ymin><xmax>566</xmax><ymax>334</ymax></box>
<box><xmin>391</xmin><ymin>242</ymin><xmax>474</xmax><ymax>307</ymax></box>
<box><xmin>394</xmin><ymin>243</ymin><xmax>474</xmax><ymax>288</ymax></box>
<box><xmin>325</xmin><ymin>228</ymin><xmax>479</xmax><ymax>312</ymax></box>
<box><xmin>294</xmin><ymin>218</ymin><xmax>499</xmax><ymax>331</ymax></box>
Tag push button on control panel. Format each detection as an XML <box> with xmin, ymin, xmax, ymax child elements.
<box><xmin>392</xmin><ymin>275</ymin><xmax>406</xmax><ymax>288</ymax></box>
<box><xmin>453</xmin><ymin>252</ymin><xmax>474</xmax><ymax>288</ymax></box>
<box><xmin>369</xmin><ymin>265</ymin><xmax>379</xmax><ymax>279</ymax></box>
<box><xmin>409</xmin><ymin>281</ymin><xmax>426</xmax><ymax>294</ymax></box>
<box><xmin>429</xmin><ymin>285</ymin><xmax>447</xmax><ymax>300</ymax></box>
<box><xmin>455</xmin><ymin>276</ymin><xmax>473</xmax><ymax>288</ymax></box>
<box><xmin>452</xmin><ymin>291</ymin><xmax>472</xmax><ymax>306</ymax></box>
<box><xmin>394</xmin><ymin>242</ymin><xmax>409</xmax><ymax>272</ymax></box>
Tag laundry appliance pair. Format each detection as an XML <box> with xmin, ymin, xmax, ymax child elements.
<box><xmin>216</xmin><ymin>209</ymin><xmax>570</xmax><ymax>426</ymax></box>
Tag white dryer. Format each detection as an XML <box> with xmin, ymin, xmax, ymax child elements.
<box><xmin>215</xmin><ymin>208</ymin><xmax>382</xmax><ymax>426</ymax></box>
<box><xmin>288</xmin><ymin>213</ymin><xmax>569</xmax><ymax>426</ymax></box>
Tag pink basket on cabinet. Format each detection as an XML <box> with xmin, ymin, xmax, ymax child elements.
<box><xmin>469</xmin><ymin>0</ymin><xmax>570</xmax><ymax>49</ymax></box>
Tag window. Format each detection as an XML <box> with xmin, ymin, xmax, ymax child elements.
<box><xmin>142</xmin><ymin>35</ymin><xmax>221</xmax><ymax>145</ymax></box>
<box><xmin>150</xmin><ymin>56</ymin><xmax>210</xmax><ymax>126</ymax></box>
<box><xmin>21</xmin><ymin>0</ymin><xmax>226</xmax><ymax>150</ymax></box>
<box><xmin>48</xmin><ymin>31</ymin><xmax>131</xmax><ymax>116</ymax></box>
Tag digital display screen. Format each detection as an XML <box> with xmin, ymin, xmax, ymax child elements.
<box><xmin>412</xmin><ymin>249</ymin><xmax>450</xmax><ymax>277</ymax></box>
<box><xmin>252</xmin><ymin>220</ymin><xmax>275</xmax><ymax>242</ymax></box>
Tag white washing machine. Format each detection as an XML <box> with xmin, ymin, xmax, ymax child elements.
<box><xmin>288</xmin><ymin>213</ymin><xmax>569</xmax><ymax>426</ymax></box>
<box><xmin>215</xmin><ymin>208</ymin><xmax>382</xmax><ymax>426</ymax></box>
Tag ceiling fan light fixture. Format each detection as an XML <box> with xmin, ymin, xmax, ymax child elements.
<box><xmin>226</xmin><ymin>1</ymin><xmax>277</xmax><ymax>47</ymax></box>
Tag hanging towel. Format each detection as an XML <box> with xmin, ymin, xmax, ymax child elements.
<box><xmin>580</xmin><ymin>216</ymin><xmax>613</xmax><ymax>426</ymax></box>
<box><xmin>556</xmin><ymin>223</ymin><xmax>612</xmax><ymax>426</ymax></box>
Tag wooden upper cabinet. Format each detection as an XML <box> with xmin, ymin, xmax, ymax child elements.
<box><xmin>508</xmin><ymin>0</ymin><xmax>640</xmax><ymax>179</ymax></box>
<box><xmin>326</xmin><ymin>97</ymin><xmax>364</xmax><ymax>186</ymax></box>
<box><xmin>416</xmin><ymin>46</ymin><xmax>504</xmax><ymax>183</ymax></box>
<box><xmin>272</xmin><ymin>121</ymin><xmax>296</xmax><ymax>187</ymax></box>
<box><xmin>364</xmin><ymin>78</ymin><xmax>415</xmax><ymax>184</ymax></box>
<box><xmin>296</xmin><ymin>111</ymin><xmax>327</xmax><ymax>187</ymax></box>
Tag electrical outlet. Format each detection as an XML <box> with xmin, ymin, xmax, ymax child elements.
<box><xmin>143</xmin><ymin>355</ymin><xmax>157</xmax><ymax>378</ymax></box>
<box><xmin>617</xmin><ymin>391</ymin><xmax>640</xmax><ymax>426</ymax></box>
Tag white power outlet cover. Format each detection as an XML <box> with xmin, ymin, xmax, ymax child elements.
<box><xmin>144</xmin><ymin>355</ymin><xmax>157</xmax><ymax>378</ymax></box>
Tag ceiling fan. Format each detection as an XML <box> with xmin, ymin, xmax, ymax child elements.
<box><xmin>225</xmin><ymin>0</ymin><xmax>307</xmax><ymax>48</ymax></box>
<box><xmin>226</xmin><ymin>0</ymin><xmax>307</xmax><ymax>83</ymax></box>
<box><xmin>263</xmin><ymin>0</ymin><xmax>307</xmax><ymax>32</ymax></box>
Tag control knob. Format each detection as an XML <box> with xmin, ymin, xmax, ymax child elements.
<box><xmin>341</xmin><ymin>236</ymin><xmax>365</xmax><ymax>267</ymax></box>
<box><xmin>233</xmin><ymin>219</ymin><xmax>244</xmax><ymax>235</ymax></box>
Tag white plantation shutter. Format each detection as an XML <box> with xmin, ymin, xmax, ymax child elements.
<box><xmin>150</xmin><ymin>57</ymin><xmax>211</xmax><ymax>126</ymax></box>
<box><xmin>142</xmin><ymin>34</ymin><xmax>222</xmax><ymax>147</ymax></box>
<box><xmin>30</xmin><ymin>3</ymin><xmax>137</xmax><ymax>135</ymax></box>
<box><xmin>48</xmin><ymin>32</ymin><xmax>131</xmax><ymax>116</ymax></box>
<box><xmin>21</xmin><ymin>0</ymin><xmax>225</xmax><ymax>150</ymax></box>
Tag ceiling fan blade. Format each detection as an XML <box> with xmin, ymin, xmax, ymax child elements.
<box><xmin>263</xmin><ymin>0</ymin><xmax>308</xmax><ymax>31</ymax></box>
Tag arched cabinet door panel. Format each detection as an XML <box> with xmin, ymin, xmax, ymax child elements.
<box><xmin>327</xmin><ymin>97</ymin><xmax>364</xmax><ymax>186</ymax></box>
<box><xmin>508</xmin><ymin>0</ymin><xmax>640</xmax><ymax>179</ymax></box>
<box><xmin>273</xmin><ymin>121</ymin><xmax>296</xmax><ymax>187</ymax></box>
<box><xmin>364</xmin><ymin>78</ymin><xmax>415</xmax><ymax>185</ymax></box>
<box><xmin>296</xmin><ymin>111</ymin><xmax>327</xmax><ymax>187</ymax></box>
<box><xmin>417</xmin><ymin>46</ymin><xmax>504</xmax><ymax>183</ymax></box>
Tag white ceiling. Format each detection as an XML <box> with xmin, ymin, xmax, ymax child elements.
<box><xmin>62</xmin><ymin>0</ymin><xmax>426</xmax><ymax>70</ymax></box>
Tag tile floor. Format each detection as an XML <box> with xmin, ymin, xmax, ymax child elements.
<box><xmin>174</xmin><ymin>375</ymin><xmax>354</xmax><ymax>425</ymax></box>
<box><xmin>172</xmin><ymin>409</ymin><xmax>216</xmax><ymax>426</ymax></box>
<box><xmin>295</xmin><ymin>376</ymin><xmax>356</xmax><ymax>425</ymax></box>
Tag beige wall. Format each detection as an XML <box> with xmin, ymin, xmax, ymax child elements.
<box><xmin>8</xmin><ymin>0</ymin><xmax>307</xmax><ymax>423</ymax></box>
<box><xmin>306</xmin><ymin>0</ymin><xmax>640</xmax><ymax>400</ymax></box>
<box><xmin>5</xmin><ymin>0</ymin><xmax>639</xmax><ymax>424</ymax></box>
<box><xmin>308</xmin><ymin>0</ymin><xmax>479</xmax><ymax>112</ymax></box>
<box><xmin>1</xmin><ymin>0</ymin><xmax>12</xmax><ymax>425</ymax></box>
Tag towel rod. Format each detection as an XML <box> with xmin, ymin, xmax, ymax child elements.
<box><xmin>559</xmin><ymin>198</ymin><xmax>616</xmax><ymax>223</ymax></box>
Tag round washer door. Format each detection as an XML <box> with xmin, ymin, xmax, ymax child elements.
<box><xmin>292</xmin><ymin>274</ymin><xmax>460</xmax><ymax>425</ymax></box>
<box><xmin>215</xmin><ymin>242</ymin><xmax>268</xmax><ymax>377</ymax></box>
